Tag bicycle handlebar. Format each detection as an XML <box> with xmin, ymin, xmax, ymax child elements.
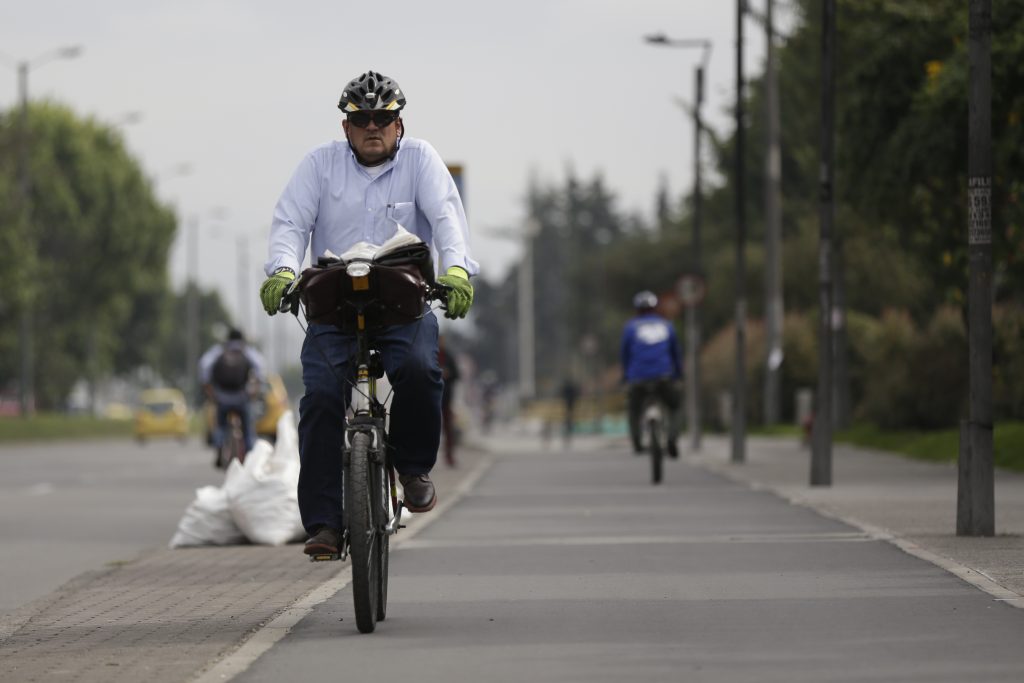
<box><xmin>278</xmin><ymin>271</ymin><xmax>451</xmax><ymax>316</ymax></box>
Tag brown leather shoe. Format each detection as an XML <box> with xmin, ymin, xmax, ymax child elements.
<box><xmin>304</xmin><ymin>526</ymin><xmax>343</xmax><ymax>555</ymax></box>
<box><xmin>399</xmin><ymin>473</ymin><xmax>437</xmax><ymax>512</ymax></box>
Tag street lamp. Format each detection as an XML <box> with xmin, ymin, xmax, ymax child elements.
<box><xmin>482</xmin><ymin>221</ymin><xmax>539</xmax><ymax>403</ymax></box>
<box><xmin>644</xmin><ymin>33</ymin><xmax>712</xmax><ymax>453</ymax></box>
<box><xmin>0</xmin><ymin>45</ymin><xmax>83</xmax><ymax>416</ymax></box>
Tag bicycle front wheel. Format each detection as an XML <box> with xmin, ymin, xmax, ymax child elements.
<box><xmin>375</xmin><ymin>463</ymin><xmax>392</xmax><ymax>622</ymax></box>
<box><xmin>345</xmin><ymin>431</ymin><xmax>380</xmax><ymax>633</ymax></box>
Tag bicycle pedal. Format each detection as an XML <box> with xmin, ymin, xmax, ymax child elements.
<box><xmin>308</xmin><ymin>552</ymin><xmax>342</xmax><ymax>562</ymax></box>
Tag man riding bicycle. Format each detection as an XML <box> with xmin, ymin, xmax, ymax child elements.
<box><xmin>198</xmin><ymin>327</ymin><xmax>267</xmax><ymax>459</ymax></box>
<box><xmin>259</xmin><ymin>70</ymin><xmax>477</xmax><ymax>557</ymax></box>
<box><xmin>620</xmin><ymin>291</ymin><xmax>683</xmax><ymax>458</ymax></box>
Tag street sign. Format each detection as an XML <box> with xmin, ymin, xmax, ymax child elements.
<box><xmin>676</xmin><ymin>273</ymin><xmax>706</xmax><ymax>308</ymax></box>
<box><xmin>446</xmin><ymin>163</ymin><xmax>465</xmax><ymax>214</ymax></box>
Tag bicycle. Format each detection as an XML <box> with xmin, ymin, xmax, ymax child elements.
<box><xmin>629</xmin><ymin>379</ymin><xmax>678</xmax><ymax>485</ymax></box>
<box><xmin>279</xmin><ymin>247</ymin><xmax>447</xmax><ymax>633</ymax></box>
<box><xmin>215</xmin><ymin>409</ymin><xmax>246</xmax><ymax>469</ymax></box>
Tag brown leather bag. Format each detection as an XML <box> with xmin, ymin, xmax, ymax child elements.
<box><xmin>300</xmin><ymin>260</ymin><xmax>431</xmax><ymax>332</ymax></box>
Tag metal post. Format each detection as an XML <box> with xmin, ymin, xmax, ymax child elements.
<box><xmin>763</xmin><ymin>0</ymin><xmax>784</xmax><ymax>425</ymax></box>
<box><xmin>186</xmin><ymin>217</ymin><xmax>200</xmax><ymax>408</ymax></box>
<box><xmin>518</xmin><ymin>227</ymin><xmax>535</xmax><ymax>401</ymax></box>
<box><xmin>732</xmin><ymin>0</ymin><xmax>747</xmax><ymax>464</ymax></box>
<box><xmin>687</xmin><ymin>65</ymin><xmax>705</xmax><ymax>452</ymax></box>
<box><xmin>958</xmin><ymin>0</ymin><xmax>994</xmax><ymax>536</ymax></box>
<box><xmin>237</xmin><ymin>235</ymin><xmax>249</xmax><ymax>334</ymax></box>
<box><xmin>812</xmin><ymin>0</ymin><xmax>836</xmax><ymax>487</ymax></box>
<box><xmin>15</xmin><ymin>62</ymin><xmax>35</xmax><ymax>416</ymax></box>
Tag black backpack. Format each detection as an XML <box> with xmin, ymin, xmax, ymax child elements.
<box><xmin>211</xmin><ymin>347</ymin><xmax>253</xmax><ymax>391</ymax></box>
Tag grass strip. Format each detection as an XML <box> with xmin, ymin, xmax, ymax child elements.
<box><xmin>835</xmin><ymin>422</ymin><xmax>1024</xmax><ymax>473</ymax></box>
<box><xmin>0</xmin><ymin>414</ymin><xmax>134</xmax><ymax>443</ymax></box>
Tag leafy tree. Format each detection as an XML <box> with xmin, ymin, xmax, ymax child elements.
<box><xmin>0</xmin><ymin>102</ymin><xmax>175</xmax><ymax>408</ymax></box>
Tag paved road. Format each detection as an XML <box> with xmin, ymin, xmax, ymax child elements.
<box><xmin>0</xmin><ymin>437</ymin><xmax>217</xmax><ymax>619</ymax></box>
<box><xmin>236</xmin><ymin>438</ymin><xmax>1024</xmax><ymax>683</ymax></box>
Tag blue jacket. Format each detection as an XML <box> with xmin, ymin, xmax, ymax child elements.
<box><xmin>620</xmin><ymin>313</ymin><xmax>682</xmax><ymax>382</ymax></box>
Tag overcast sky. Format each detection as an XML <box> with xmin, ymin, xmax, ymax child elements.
<box><xmin>1</xmin><ymin>0</ymin><xmax>790</xmax><ymax>363</ymax></box>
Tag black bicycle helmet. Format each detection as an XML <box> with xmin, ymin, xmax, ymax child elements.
<box><xmin>338</xmin><ymin>70</ymin><xmax>406</xmax><ymax>113</ymax></box>
<box><xmin>633</xmin><ymin>290</ymin><xmax>658</xmax><ymax>310</ymax></box>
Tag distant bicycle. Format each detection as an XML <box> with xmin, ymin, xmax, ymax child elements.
<box><xmin>629</xmin><ymin>378</ymin><xmax>678</xmax><ymax>485</ymax></box>
<box><xmin>280</xmin><ymin>246</ymin><xmax>448</xmax><ymax>633</ymax></box>
<box><xmin>215</xmin><ymin>409</ymin><xmax>246</xmax><ymax>469</ymax></box>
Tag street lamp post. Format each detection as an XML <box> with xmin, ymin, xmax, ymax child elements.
<box><xmin>812</xmin><ymin>0</ymin><xmax>837</xmax><ymax>486</ymax></box>
<box><xmin>0</xmin><ymin>45</ymin><xmax>83</xmax><ymax>416</ymax></box>
<box><xmin>644</xmin><ymin>33</ymin><xmax>712</xmax><ymax>453</ymax></box>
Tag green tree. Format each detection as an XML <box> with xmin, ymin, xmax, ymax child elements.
<box><xmin>0</xmin><ymin>102</ymin><xmax>176</xmax><ymax>408</ymax></box>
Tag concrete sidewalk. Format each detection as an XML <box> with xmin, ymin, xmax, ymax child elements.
<box><xmin>0</xmin><ymin>441</ymin><xmax>489</xmax><ymax>683</ymax></box>
<box><xmin>620</xmin><ymin>431</ymin><xmax>1024</xmax><ymax>607</ymax></box>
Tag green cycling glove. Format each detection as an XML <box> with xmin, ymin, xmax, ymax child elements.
<box><xmin>437</xmin><ymin>266</ymin><xmax>473</xmax><ymax>319</ymax></box>
<box><xmin>259</xmin><ymin>268</ymin><xmax>295</xmax><ymax>315</ymax></box>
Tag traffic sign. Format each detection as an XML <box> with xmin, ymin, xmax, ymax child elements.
<box><xmin>676</xmin><ymin>274</ymin><xmax>706</xmax><ymax>308</ymax></box>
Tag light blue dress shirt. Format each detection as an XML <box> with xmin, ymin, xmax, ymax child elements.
<box><xmin>264</xmin><ymin>137</ymin><xmax>478</xmax><ymax>278</ymax></box>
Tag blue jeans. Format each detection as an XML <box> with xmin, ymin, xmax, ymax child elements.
<box><xmin>297</xmin><ymin>313</ymin><xmax>442</xmax><ymax>534</ymax></box>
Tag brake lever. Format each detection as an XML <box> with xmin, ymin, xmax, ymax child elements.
<box><xmin>278</xmin><ymin>275</ymin><xmax>303</xmax><ymax>315</ymax></box>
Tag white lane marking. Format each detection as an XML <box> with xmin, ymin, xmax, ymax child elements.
<box><xmin>192</xmin><ymin>454</ymin><xmax>495</xmax><ymax>683</ymax></box>
<box><xmin>26</xmin><ymin>483</ymin><xmax>55</xmax><ymax>496</ymax></box>
<box><xmin>399</xmin><ymin>531</ymin><xmax>875</xmax><ymax>550</ymax></box>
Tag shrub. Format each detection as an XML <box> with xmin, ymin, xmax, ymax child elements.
<box><xmin>856</xmin><ymin>309</ymin><xmax>918</xmax><ymax>428</ymax></box>
<box><xmin>994</xmin><ymin>304</ymin><xmax>1024</xmax><ymax>419</ymax></box>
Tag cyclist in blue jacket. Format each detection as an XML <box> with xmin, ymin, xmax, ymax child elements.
<box><xmin>620</xmin><ymin>291</ymin><xmax>683</xmax><ymax>457</ymax></box>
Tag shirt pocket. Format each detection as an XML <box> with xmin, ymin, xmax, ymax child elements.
<box><xmin>385</xmin><ymin>202</ymin><xmax>415</xmax><ymax>229</ymax></box>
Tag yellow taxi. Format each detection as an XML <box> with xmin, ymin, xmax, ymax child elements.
<box><xmin>255</xmin><ymin>374</ymin><xmax>290</xmax><ymax>440</ymax></box>
<box><xmin>203</xmin><ymin>374</ymin><xmax>290</xmax><ymax>444</ymax></box>
<box><xmin>135</xmin><ymin>388</ymin><xmax>190</xmax><ymax>443</ymax></box>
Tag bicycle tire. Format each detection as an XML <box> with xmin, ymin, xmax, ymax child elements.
<box><xmin>346</xmin><ymin>431</ymin><xmax>380</xmax><ymax>633</ymax></box>
<box><xmin>648</xmin><ymin>418</ymin><xmax>663</xmax><ymax>485</ymax></box>
<box><xmin>375</xmin><ymin>463</ymin><xmax>390</xmax><ymax>622</ymax></box>
<box><xmin>230</xmin><ymin>415</ymin><xmax>247</xmax><ymax>465</ymax></box>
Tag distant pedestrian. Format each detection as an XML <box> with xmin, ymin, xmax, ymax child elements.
<box><xmin>561</xmin><ymin>377</ymin><xmax>580</xmax><ymax>449</ymax></box>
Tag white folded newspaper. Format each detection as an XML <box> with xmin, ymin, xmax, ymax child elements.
<box><xmin>322</xmin><ymin>224</ymin><xmax>424</xmax><ymax>263</ymax></box>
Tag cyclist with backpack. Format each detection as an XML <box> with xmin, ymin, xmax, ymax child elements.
<box><xmin>198</xmin><ymin>328</ymin><xmax>267</xmax><ymax>457</ymax></box>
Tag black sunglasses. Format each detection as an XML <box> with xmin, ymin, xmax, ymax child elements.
<box><xmin>347</xmin><ymin>111</ymin><xmax>400</xmax><ymax>129</ymax></box>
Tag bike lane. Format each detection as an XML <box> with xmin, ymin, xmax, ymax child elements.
<box><xmin>235</xmin><ymin>435</ymin><xmax>1024</xmax><ymax>682</ymax></box>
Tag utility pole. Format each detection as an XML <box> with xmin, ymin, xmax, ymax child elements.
<box><xmin>689</xmin><ymin>60</ymin><xmax>706</xmax><ymax>452</ymax></box>
<box><xmin>812</xmin><ymin>0</ymin><xmax>836</xmax><ymax>487</ymax></box>
<box><xmin>16</xmin><ymin>63</ymin><xmax>34</xmax><ymax>417</ymax></box>
<box><xmin>763</xmin><ymin>0</ymin><xmax>784</xmax><ymax>425</ymax></box>
<box><xmin>5</xmin><ymin>46</ymin><xmax>82</xmax><ymax>416</ymax></box>
<box><xmin>732</xmin><ymin>0</ymin><xmax>748</xmax><ymax>464</ymax></box>
<box><xmin>958</xmin><ymin>0</ymin><xmax>994</xmax><ymax>536</ymax></box>
<box><xmin>518</xmin><ymin>222</ymin><xmax>536</xmax><ymax>402</ymax></box>
<box><xmin>186</xmin><ymin>216</ymin><xmax>200</xmax><ymax>408</ymax></box>
<box><xmin>237</xmin><ymin>235</ymin><xmax>250</xmax><ymax>334</ymax></box>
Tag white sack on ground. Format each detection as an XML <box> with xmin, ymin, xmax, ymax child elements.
<box><xmin>224</xmin><ymin>411</ymin><xmax>303</xmax><ymax>546</ymax></box>
<box><xmin>168</xmin><ymin>485</ymin><xmax>246</xmax><ymax>548</ymax></box>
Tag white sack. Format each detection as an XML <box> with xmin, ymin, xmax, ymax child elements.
<box><xmin>169</xmin><ymin>485</ymin><xmax>246</xmax><ymax>548</ymax></box>
<box><xmin>225</xmin><ymin>411</ymin><xmax>304</xmax><ymax>545</ymax></box>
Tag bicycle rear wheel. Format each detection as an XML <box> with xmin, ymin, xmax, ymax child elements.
<box><xmin>345</xmin><ymin>431</ymin><xmax>380</xmax><ymax>633</ymax></box>
<box><xmin>648</xmin><ymin>418</ymin><xmax>663</xmax><ymax>485</ymax></box>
